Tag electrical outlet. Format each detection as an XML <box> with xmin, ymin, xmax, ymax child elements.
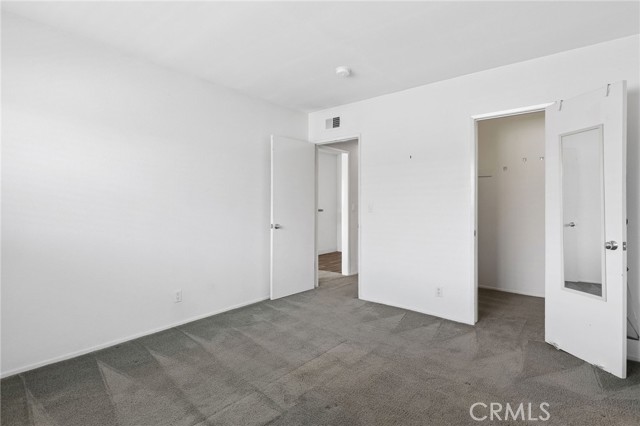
<box><xmin>436</xmin><ymin>287</ymin><xmax>443</xmax><ymax>298</ymax></box>
<box><xmin>174</xmin><ymin>289</ymin><xmax>182</xmax><ymax>303</ymax></box>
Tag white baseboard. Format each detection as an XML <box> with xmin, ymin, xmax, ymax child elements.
<box><xmin>360</xmin><ymin>295</ymin><xmax>471</xmax><ymax>325</ymax></box>
<box><xmin>0</xmin><ymin>296</ymin><xmax>269</xmax><ymax>379</ymax></box>
<box><xmin>5</xmin><ymin>291</ymin><xmax>635</xmax><ymax>377</ymax></box>
<box><xmin>479</xmin><ymin>285</ymin><xmax>544</xmax><ymax>298</ymax></box>
<box><xmin>318</xmin><ymin>249</ymin><xmax>340</xmax><ymax>255</ymax></box>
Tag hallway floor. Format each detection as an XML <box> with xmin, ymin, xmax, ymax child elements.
<box><xmin>318</xmin><ymin>251</ymin><xmax>341</xmax><ymax>274</ymax></box>
<box><xmin>2</xmin><ymin>278</ymin><xmax>639</xmax><ymax>426</ymax></box>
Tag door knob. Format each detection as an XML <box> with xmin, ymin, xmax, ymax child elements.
<box><xmin>271</xmin><ymin>224</ymin><xmax>282</xmax><ymax>230</ymax></box>
<box><xmin>605</xmin><ymin>241</ymin><xmax>618</xmax><ymax>250</ymax></box>
<box><xmin>565</xmin><ymin>222</ymin><xmax>576</xmax><ymax>227</ymax></box>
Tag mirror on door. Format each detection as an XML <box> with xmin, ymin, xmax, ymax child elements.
<box><xmin>561</xmin><ymin>126</ymin><xmax>605</xmax><ymax>298</ymax></box>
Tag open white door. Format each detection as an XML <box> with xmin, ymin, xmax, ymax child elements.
<box><xmin>545</xmin><ymin>81</ymin><xmax>627</xmax><ymax>378</ymax></box>
<box><xmin>270</xmin><ymin>135</ymin><xmax>316</xmax><ymax>300</ymax></box>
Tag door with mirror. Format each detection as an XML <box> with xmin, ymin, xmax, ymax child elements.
<box><xmin>546</xmin><ymin>81</ymin><xmax>627</xmax><ymax>378</ymax></box>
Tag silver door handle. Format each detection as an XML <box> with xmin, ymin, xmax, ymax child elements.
<box><xmin>271</xmin><ymin>224</ymin><xmax>282</xmax><ymax>229</ymax></box>
<box><xmin>565</xmin><ymin>222</ymin><xmax>576</xmax><ymax>227</ymax></box>
<box><xmin>605</xmin><ymin>241</ymin><xmax>618</xmax><ymax>250</ymax></box>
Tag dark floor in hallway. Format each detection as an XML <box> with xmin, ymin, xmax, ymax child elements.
<box><xmin>2</xmin><ymin>277</ymin><xmax>639</xmax><ymax>426</ymax></box>
<box><xmin>318</xmin><ymin>251</ymin><xmax>341</xmax><ymax>273</ymax></box>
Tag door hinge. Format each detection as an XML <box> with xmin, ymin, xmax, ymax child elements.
<box><xmin>623</xmin><ymin>242</ymin><xmax>627</xmax><ymax>251</ymax></box>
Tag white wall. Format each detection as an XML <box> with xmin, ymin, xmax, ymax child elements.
<box><xmin>326</xmin><ymin>139</ymin><xmax>359</xmax><ymax>275</ymax></box>
<box><xmin>317</xmin><ymin>151</ymin><xmax>338</xmax><ymax>254</ymax></box>
<box><xmin>1</xmin><ymin>14</ymin><xmax>307</xmax><ymax>376</ymax></box>
<box><xmin>308</xmin><ymin>35</ymin><xmax>640</xmax><ymax>361</ymax></box>
<box><xmin>478</xmin><ymin>113</ymin><xmax>545</xmax><ymax>297</ymax></box>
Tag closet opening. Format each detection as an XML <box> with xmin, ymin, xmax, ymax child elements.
<box><xmin>475</xmin><ymin>110</ymin><xmax>546</xmax><ymax>322</ymax></box>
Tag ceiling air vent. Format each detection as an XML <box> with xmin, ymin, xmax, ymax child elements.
<box><xmin>325</xmin><ymin>116</ymin><xmax>341</xmax><ymax>129</ymax></box>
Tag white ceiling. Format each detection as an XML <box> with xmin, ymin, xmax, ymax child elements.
<box><xmin>3</xmin><ymin>1</ymin><xmax>639</xmax><ymax>112</ymax></box>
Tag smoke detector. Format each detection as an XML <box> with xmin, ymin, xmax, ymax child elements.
<box><xmin>335</xmin><ymin>66</ymin><xmax>352</xmax><ymax>78</ymax></box>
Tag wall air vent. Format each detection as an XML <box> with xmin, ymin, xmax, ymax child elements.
<box><xmin>325</xmin><ymin>116</ymin><xmax>341</xmax><ymax>129</ymax></box>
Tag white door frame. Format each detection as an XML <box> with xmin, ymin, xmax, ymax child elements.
<box><xmin>314</xmin><ymin>135</ymin><xmax>361</xmax><ymax>291</ymax></box>
<box><xmin>470</xmin><ymin>104</ymin><xmax>553</xmax><ymax>323</ymax></box>
<box><xmin>317</xmin><ymin>146</ymin><xmax>350</xmax><ymax>276</ymax></box>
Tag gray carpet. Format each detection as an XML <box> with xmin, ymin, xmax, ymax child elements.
<box><xmin>564</xmin><ymin>280</ymin><xmax>603</xmax><ymax>297</ymax></box>
<box><xmin>2</xmin><ymin>275</ymin><xmax>639</xmax><ymax>425</ymax></box>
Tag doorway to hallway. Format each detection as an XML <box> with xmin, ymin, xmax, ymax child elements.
<box><xmin>316</xmin><ymin>138</ymin><xmax>359</xmax><ymax>289</ymax></box>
